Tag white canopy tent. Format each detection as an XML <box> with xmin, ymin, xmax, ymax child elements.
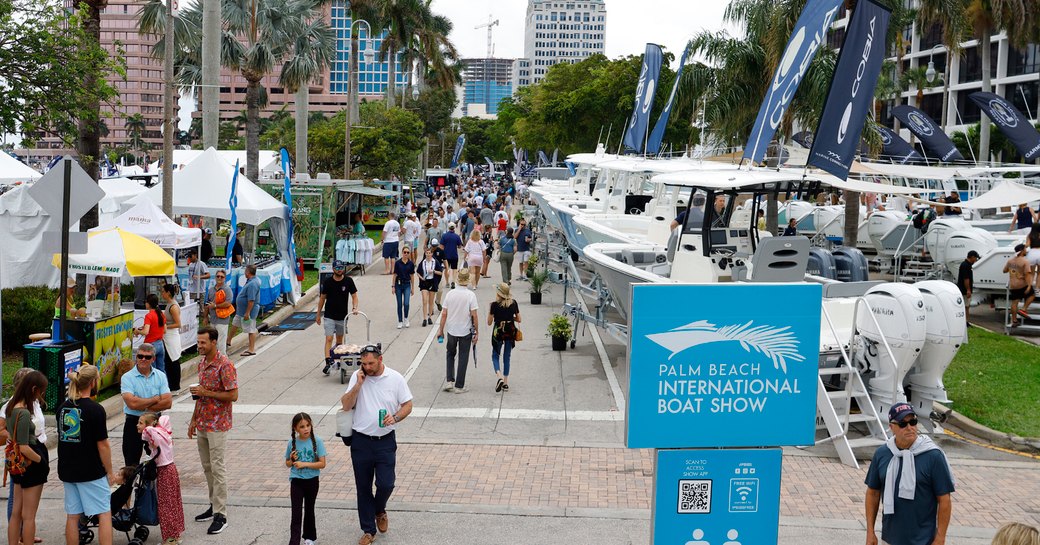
<box><xmin>135</xmin><ymin>148</ymin><xmax>285</xmax><ymax>225</ymax></box>
<box><xmin>147</xmin><ymin>149</ymin><xmax>280</xmax><ymax>177</ymax></box>
<box><xmin>909</xmin><ymin>180</ymin><xmax>1040</xmax><ymax>209</ymax></box>
<box><xmin>98</xmin><ymin>177</ymin><xmax>148</xmax><ymax>222</ymax></box>
<box><xmin>95</xmin><ymin>198</ymin><xmax>202</xmax><ymax>249</ymax></box>
<box><xmin>0</xmin><ymin>153</ymin><xmax>41</xmax><ymax>185</ymax></box>
<box><xmin>0</xmin><ymin>184</ymin><xmax>76</xmax><ymax>289</ymax></box>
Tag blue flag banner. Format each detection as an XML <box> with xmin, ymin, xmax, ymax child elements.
<box><xmin>226</xmin><ymin>160</ymin><xmax>240</xmax><ymax>274</ymax></box>
<box><xmin>280</xmin><ymin>148</ymin><xmax>300</xmax><ymax>275</ymax></box>
<box><xmin>537</xmin><ymin>150</ymin><xmax>550</xmax><ymax>167</ymax></box>
<box><xmin>969</xmin><ymin>91</ymin><xmax>1040</xmax><ymax>161</ymax></box>
<box><xmin>873</xmin><ymin>125</ymin><xmax>925</xmax><ymax>164</ymax></box>
<box><xmin>450</xmin><ymin>134</ymin><xmax>466</xmax><ymax>168</ymax></box>
<box><xmin>807</xmin><ymin>0</ymin><xmax>891</xmax><ymax>179</ymax></box>
<box><xmin>622</xmin><ymin>43</ymin><xmax>664</xmax><ymax>153</ymax></box>
<box><xmin>45</xmin><ymin>155</ymin><xmax>62</xmax><ymax>172</ymax></box>
<box><xmin>891</xmin><ymin>105</ymin><xmax>964</xmax><ymax>162</ymax></box>
<box><xmin>647</xmin><ymin>46</ymin><xmax>690</xmax><ymax>155</ymax></box>
<box><xmin>743</xmin><ymin>0</ymin><xmax>844</xmax><ymax>164</ymax></box>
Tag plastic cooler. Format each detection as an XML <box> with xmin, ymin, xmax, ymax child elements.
<box><xmin>23</xmin><ymin>340</ymin><xmax>83</xmax><ymax>410</ymax></box>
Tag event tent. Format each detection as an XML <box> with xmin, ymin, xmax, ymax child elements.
<box><xmin>0</xmin><ymin>153</ymin><xmax>41</xmax><ymax>185</ymax></box>
<box><xmin>147</xmin><ymin>149</ymin><xmax>280</xmax><ymax>176</ymax></box>
<box><xmin>0</xmin><ymin>184</ymin><xmax>74</xmax><ymax>289</ymax></box>
<box><xmin>912</xmin><ymin>180</ymin><xmax>1040</xmax><ymax>209</ymax></box>
<box><xmin>98</xmin><ymin>177</ymin><xmax>147</xmax><ymax>221</ymax></box>
<box><xmin>95</xmin><ymin>198</ymin><xmax>201</xmax><ymax>249</ymax></box>
<box><xmin>135</xmin><ymin>147</ymin><xmax>285</xmax><ymax>225</ymax></box>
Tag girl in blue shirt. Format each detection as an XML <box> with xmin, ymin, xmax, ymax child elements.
<box><xmin>285</xmin><ymin>413</ymin><xmax>326</xmax><ymax>545</ymax></box>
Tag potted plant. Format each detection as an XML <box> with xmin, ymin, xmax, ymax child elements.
<box><xmin>548</xmin><ymin>314</ymin><xmax>572</xmax><ymax>351</ymax></box>
<box><xmin>513</xmin><ymin>209</ymin><xmax>525</xmax><ymax>224</ymax></box>
<box><xmin>528</xmin><ymin>268</ymin><xmax>548</xmax><ymax>304</ymax></box>
<box><xmin>525</xmin><ymin>254</ymin><xmax>539</xmax><ymax>278</ymax></box>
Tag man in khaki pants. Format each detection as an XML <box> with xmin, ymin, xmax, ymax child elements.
<box><xmin>189</xmin><ymin>326</ymin><xmax>239</xmax><ymax>535</ymax></box>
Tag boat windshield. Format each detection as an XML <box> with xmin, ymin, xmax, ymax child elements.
<box><xmin>681</xmin><ymin>193</ymin><xmax>731</xmax><ymax>234</ymax></box>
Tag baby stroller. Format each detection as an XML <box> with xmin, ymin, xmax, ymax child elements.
<box><xmin>79</xmin><ymin>458</ymin><xmax>159</xmax><ymax>545</ymax></box>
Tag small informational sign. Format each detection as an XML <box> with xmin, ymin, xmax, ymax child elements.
<box><xmin>63</xmin><ymin>347</ymin><xmax>83</xmax><ymax>385</ymax></box>
<box><xmin>653</xmin><ymin>449</ymin><xmax>782</xmax><ymax>545</ymax></box>
<box><xmin>626</xmin><ymin>284</ymin><xmax>821</xmax><ymax>448</ymax></box>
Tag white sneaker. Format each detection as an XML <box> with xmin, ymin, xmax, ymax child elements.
<box><xmin>396</xmin><ymin>322</ymin><xmax>403</xmax><ymax>329</ymax></box>
<box><xmin>303</xmin><ymin>540</ymin><xmax>316</xmax><ymax>545</ymax></box>
<box><xmin>404</xmin><ymin>318</ymin><xmax>410</xmax><ymax>328</ymax></box>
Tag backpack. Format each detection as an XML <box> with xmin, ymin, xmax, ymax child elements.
<box><xmin>4</xmin><ymin>411</ymin><xmax>31</xmax><ymax>481</ymax></box>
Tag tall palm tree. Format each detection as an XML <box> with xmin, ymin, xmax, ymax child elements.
<box><xmin>77</xmin><ymin>0</ymin><xmax>109</xmax><ymax>229</ymax></box>
<box><xmin>374</xmin><ymin>0</ymin><xmax>422</xmax><ymax>108</ymax></box>
<box><xmin>125</xmin><ymin>113</ymin><xmax>148</xmax><ymax>164</ymax></box>
<box><xmin>281</xmin><ymin>1</ymin><xmax>335</xmax><ymax>175</ymax></box>
<box><xmin>411</xmin><ymin>1</ymin><xmax>460</xmax><ymax>92</ymax></box>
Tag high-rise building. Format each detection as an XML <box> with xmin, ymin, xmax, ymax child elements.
<box><xmin>518</xmin><ymin>0</ymin><xmax>606</xmax><ymax>88</ymax></box>
<box><xmin>461</xmin><ymin>58</ymin><xmax>513</xmax><ymax>117</ymax></box>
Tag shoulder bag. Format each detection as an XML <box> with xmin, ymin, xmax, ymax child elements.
<box><xmin>4</xmin><ymin>411</ymin><xmax>31</xmax><ymax>480</ymax></box>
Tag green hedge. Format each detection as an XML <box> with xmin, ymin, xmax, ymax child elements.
<box><xmin>2</xmin><ymin>286</ymin><xmax>57</xmax><ymax>352</ymax></box>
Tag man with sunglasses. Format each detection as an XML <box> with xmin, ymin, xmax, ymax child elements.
<box><xmin>341</xmin><ymin>345</ymin><xmax>413</xmax><ymax>545</ymax></box>
<box><xmin>119</xmin><ymin>343</ymin><xmax>172</xmax><ymax>466</ymax></box>
<box><xmin>865</xmin><ymin>403</ymin><xmax>955</xmax><ymax>545</ymax></box>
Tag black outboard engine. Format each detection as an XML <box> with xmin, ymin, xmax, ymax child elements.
<box><xmin>807</xmin><ymin>247</ymin><xmax>837</xmax><ymax>279</ymax></box>
<box><xmin>833</xmin><ymin>246</ymin><xmax>870</xmax><ymax>282</ymax></box>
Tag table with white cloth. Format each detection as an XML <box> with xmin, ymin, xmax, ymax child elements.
<box><xmin>226</xmin><ymin>261</ymin><xmax>293</xmax><ymax>309</ymax></box>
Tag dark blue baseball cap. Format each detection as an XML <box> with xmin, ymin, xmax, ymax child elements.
<box><xmin>888</xmin><ymin>402</ymin><xmax>915</xmax><ymax>422</ymax></box>
<box><xmin>332</xmin><ymin>260</ymin><xmax>345</xmax><ymax>270</ymax></box>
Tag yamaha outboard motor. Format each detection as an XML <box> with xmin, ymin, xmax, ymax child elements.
<box><xmin>807</xmin><ymin>248</ymin><xmax>837</xmax><ymax>279</ymax></box>
<box><xmin>908</xmin><ymin>280</ymin><xmax>967</xmax><ymax>432</ymax></box>
<box><xmin>832</xmin><ymin>246</ymin><xmax>869</xmax><ymax>282</ymax></box>
<box><xmin>854</xmin><ymin>283</ymin><xmax>927</xmax><ymax>419</ymax></box>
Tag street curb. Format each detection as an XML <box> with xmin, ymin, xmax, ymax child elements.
<box><xmin>936</xmin><ymin>402</ymin><xmax>1040</xmax><ymax>454</ymax></box>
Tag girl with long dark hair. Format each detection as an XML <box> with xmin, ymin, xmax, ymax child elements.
<box><xmin>4</xmin><ymin>370</ymin><xmax>49</xmax><ymax>545</ymax></box>
<box><xmin>135</xmin><ymin>293</ymin><xmax>167</xmax><ymax>372</ymax></box>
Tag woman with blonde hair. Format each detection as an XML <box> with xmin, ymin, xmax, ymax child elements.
<box><xmin>993</xmin><ymin>522</ymin><xmax>1040</xmax><ymax>545</ymax></box>
<box><xmin>58</xmin><ymin>365</ymin><xmax>116</xmax><ymax>545</ymax></box>
<box><xmin>487</xmin><ymin>283</ymin><xmax>521</xmax><ymax>392</ymax></box>
<box><xmin>463</xmin><ymin>228</ymin><xmax>486</xmax><ymax>289</ymax></box>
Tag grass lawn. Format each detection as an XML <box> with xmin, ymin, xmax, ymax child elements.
<box><xmin>301</xmin><ymin>267</ymin><xmax>319</xmax><ymax>293</ymax></box>
<box><xmin>3</xmin><ymin>353</ymin><xmax>21</xmax><ymax>399</ymax></box>
<box><xmin>945</xmin><ymin>326</ymin><xmax>1040</xmax><ymax>438</ymax></box>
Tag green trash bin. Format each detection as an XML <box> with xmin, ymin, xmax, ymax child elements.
<box><xmin>23</xmin><ymin>340</ymin><xmax>83</xmax><ymax>411</ymax></box>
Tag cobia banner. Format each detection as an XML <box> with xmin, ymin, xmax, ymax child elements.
<box><xmin>450</xmin><ymin>133</ymin><xmax>466</xmax><ymax>168</ymax></box>
<box><xmin>742</xmin><ymin>0</ymin><xmax>844</xmax><ymax>164</ymax></box>
<box><xmin>891</xmin><ymin>105</ymin><xmax>964</xmax><ymax>162</ymax></box>
<box><xmin>807</xmin><ymin>0</ymin><xmax>890</xmax><ymax>179</ymax></box>
<box><xmin>969</xmin><ymin>91</ymin><xmax>1040</xmax><ymax>161</ymax></box>
<box><xmin>873</xmin><ymin>125</ymin><xmax>925</xmax><ymax>164</ymax></box>
<box><xmin>622</xmin><ymin>43</ymin><xmax>663</xmax><ymax>154</ymax></box>
<box><xmin>646</xmin><ymin>46</ymin><xmax>690</xmax><ymax>155</ymax></box>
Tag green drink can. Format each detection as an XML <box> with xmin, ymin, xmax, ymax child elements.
<box><xmin>378</xmin><ymin>409</ymin><xmax>388</xmax><ymax>428</ymax></box>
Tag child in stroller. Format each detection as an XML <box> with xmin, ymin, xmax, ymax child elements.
<box><xmin>79</xmin><ymin>463</ymin><xmax>158</xmax><ymax>545</ymax></box>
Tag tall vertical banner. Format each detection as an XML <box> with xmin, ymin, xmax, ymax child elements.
<box><xmin>891</xmin><ymin>105</ymin><xmax>964</xmax><ymax>161</ymax></box>
<box><xmin>647</xmin><ymin>46</ymin><xmax>690</xmax><ymax>155</ymax></box>
<box><xmin>484</xmin><ymin>156</ymin><xmax>495</xmax><ymax>176</ymax></box>
<box><xmin>969</xmin><ymin>91</ymin><xmax>1040</xmax><ymax>160</ymax></box>
<box><xmin>807</xmin><ymin>0</ymin><xmax>891</xmax><ymax>179</ymax></box>
<box><xmin>225</xmin><ymin>160</ymin><xmax>240</xmax><ymax>273</ymax></box>
<box><xmin>743</xmin><ymin>0</ymin><xmax>844</xmax><ymax>164</ymax></box>
<box><xmin>622</xmin><ymin>43</ymin><xmax>663</xmax><ymax>154</ymax></box>
<box><xmin>450</xmin><ymin>134</ymin><xmax>466</xmax><ymax>168</ymax></box>
<box><xmin>279</xmin><ymin>148</ymin><xmax>300</xmax><ymax>276</ymax></box>
<box><xmin>537</xmin><ymin>150</ymin><xmax>550</xmax><ymax>167</ymax></box>
<box><xmin>873</xmin><ymin>125</ymin><xmax>925</xmax><ymax>164</ymax></box>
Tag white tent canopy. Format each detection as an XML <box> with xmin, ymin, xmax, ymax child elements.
<box><xmin>148</xmin><ymin>149</ymin><xmax>279</xmax><ymax>176</ymax></box>
<box><xmin>0</xmin><ymin>184</ymin><xmax>75</xmax><ymax>289</ymax></box>
<box><xmin>98</xmin><ymin>177</ymin><xmax>147</xmax><ymax>217</ymax></box>
<box><xmin>0</xmin><ymin>153</ymin><xmax>41</xmax><ymax>185</ymax></box>
<box><xmin>910</xmin><ymin>180</ymin><xmax>1040</xmax><ymax>209</ymax></box>
<box><xmin>135</xmin><ymin>147</ymin><xmax>285</xmax><ymax>225</ymax></box>
<box><xmin>95</xmin><ymin>198</ymin><xmax>202</xmax><ymax>249</ymax></box>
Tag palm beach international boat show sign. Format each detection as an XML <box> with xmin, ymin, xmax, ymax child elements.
<box><xmin>626</xmin><ymin>283</ymin><xmax>821</xmax><ymax>449</ymax></box>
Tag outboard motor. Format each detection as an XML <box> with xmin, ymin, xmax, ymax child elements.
<box><xmin>855</xmin><ymin>283</ymin><xmax>927</xmax><ymax>418</ymax></box>
<box><xmin>923</xmin><ymin>217</ymin><xmax>973</xmax><ymax>266</ymax></box>
<box><xmin>943</xmin><ymin>228</ymin><xmax>998</xmax><ymax>273</ymax></box>
<box><xmin>867</xmin><ymin>210</ymin><xmax>907</xmax><ymax>254</ymax></box>
<box><xmin>909</xmin><ymin>280</ymin><xmax>967</xmax><ymax>432</ymax></box>
<box><xmin>833</xmin><ymin>246</ymin><xmax>869</xmax><ymax>282</ymax></box>
<box><xmin>807</xmin><ymin>247</ymin><xmax>837</xmax><ymax>279</ymax></box>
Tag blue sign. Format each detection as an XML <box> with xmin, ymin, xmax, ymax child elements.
<box><xmin>653</xmin><ymin>449</ymin><xmax>782</xmax><ymax>545</ymax></box>
<box><xmin>969</xmin><ymin>91</ymin><xmax>1040</xmax><ymax>161</ymax></box>
<box><xmin>891</xmin><ymin>105</ymin><xmax>964</xmax><ymax>162</ymax></box>
<box><xmin>626</xmin><ymin>284</ymin><xmax>821</xmax><ymax>448</ymax></box>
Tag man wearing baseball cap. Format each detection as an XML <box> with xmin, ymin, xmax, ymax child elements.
<box><xmin>864</xmin><ymin>402</ymin><xmax>954</xmax><ymax>545</ymax></box>
<box><xmin>316</xmin><ymin>260</ymin><xmax>359</xmax><ymax>375</ymax></box>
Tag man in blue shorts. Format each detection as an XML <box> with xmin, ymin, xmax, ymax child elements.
<box><xmin>381</xmin><ymin>212</ymin><xmax>402</xmax><ymax>275</ymax></box>
<box><xmin>440</xmin><ymin>222</ymin><xmax>464</xmax><ymax>289</ymax></box>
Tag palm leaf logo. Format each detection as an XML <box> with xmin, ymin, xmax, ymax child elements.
<box><xmin>645</xmin><ymin>320</ymin><xmax>804</xmax><ymax>373</ymax></box>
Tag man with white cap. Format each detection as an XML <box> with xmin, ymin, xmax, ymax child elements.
<box><xmin>864</xmin><ymin>402</ymin><xmax>954</xmax><ymax>545</ymax></box>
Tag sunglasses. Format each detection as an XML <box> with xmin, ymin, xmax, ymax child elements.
<box><xmin>136</xmin><ymin>354</ymin><xmax>154</xmax><ymax>360</ymax></box>
<box><xmin>359</xmin><ymin>344</ymin><xmax>382</xmax><ymax>355</ymax></box>
<box><xmin>892</xmin><ymin>418</ymin><xmax>919</xmax><ymax>428</ymax></box>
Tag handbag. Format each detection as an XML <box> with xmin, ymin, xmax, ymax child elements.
<box><xmin>134</xmin><ymin>476</ymin><xmax>159</xmax><ymax>526</ymax></box>
<box><xmin>335</xmin><ymin>409</ymin><xmax>354</xmax><ymax>446</ymax></box>
<box><xmin>514</xmin><ymin>327</ymin><xmax>523</xmax><ymax>342</ymax></box>
<box><xmin>4</xmin><ymin>411</ymin><xmax>31</xmax><ymax>480</ymax></box>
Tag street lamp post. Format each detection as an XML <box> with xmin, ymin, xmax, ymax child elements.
<box><xmin>924</xmin><ymin>44</ymin><xmax>951</xmax><ymax>131</ymax></box>
<box><xmin>345</xmin><ymin>19</ymin><xmax>373</xmax><ymax>180</ymax></box>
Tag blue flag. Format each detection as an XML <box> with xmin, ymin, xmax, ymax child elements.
<box><xmin>807</xmin><ymin>0</ymin><xmax>891</xmax><ymax>179</ymax></box>
<box><xmin>969</xmin><ymin>91</ymin><xmax>1040</xmax><ymax>161</ymax></box>
<box><xmin>874</xmin><ymin>125</ymin><xmax>925</xmax><ymax>164</ymax></box>
<box><xmin>647</xmin><ymin>46</ymin><xmax>690</xmax><ymax>155</ymax></box>
<box><xmin>280</xmin><ymin>148</ymin><xmax>300</xmax><ymax>275</ymax></box>
<box><xmin>622</xmin><ymin>43</ymin><xmax>664</xmax><ymax>153</ymax></box>
<box><xmin>891</xmin><ymin>105</ymin><xmax>963</xmax><ymax>162</ymax></box>
<box><xmin>450</xmin><ymin>134</ymin><xmax>466</xmax><ymax>168</ymax></box>
<box><xmin>743</xmin><ymin>0</ymin><xmax>844</xmax><ymax>164</ymax></box>
<box><xmin>226</xmin><ymin>160</ymin><xmax>240</xmax><ymax>273</ymax></box>
<box><xmin>537</xmin><ymin>150</ymin><xmax>550</xmax><ymax>167</ymax></box>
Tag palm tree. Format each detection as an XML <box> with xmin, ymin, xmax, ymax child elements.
<box><xmin>125</xmin><ymin>113</ymin><xmax>147</xmax><ymax>164</ymax></box>
<box><xmin>281</xmin><ymin>0</ymin><xmax>335</xmax><ymax>176</ymax></box>
<box><xmin>76</xmin><ymin>0</ymin><xmax>109</xmax><ymax>229</ymax></box>
<box><xmin>411</xmin><ymin>1</ymin><xmax>460</xmax><ymax>92</ymax></box>
<box><xmin>373</xmin><ymin>0</ymin><xmax>422</xmax><ymax>108</ymax></box>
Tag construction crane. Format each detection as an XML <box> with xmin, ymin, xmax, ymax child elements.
<box><xmin>474</xmin><ymin>15</ymin><xmax>499</xmax><ymax>114</ymax></box>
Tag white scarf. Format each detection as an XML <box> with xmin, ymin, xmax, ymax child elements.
<box><xmin>883</xmin><ymin>435</ymin><xmax>947</xmax><ymax>514</ymax></box>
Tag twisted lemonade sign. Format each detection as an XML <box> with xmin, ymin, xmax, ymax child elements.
<box><xmin>626</xmin><ymin>284</ymin><xmax>821</xmax><ymax>448</ymax></box>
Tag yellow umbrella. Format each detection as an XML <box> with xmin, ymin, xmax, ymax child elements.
<box><xmin>52</xmin><ymin>227</ymin><xmax>175</xmax><ymax>277</ymax></box>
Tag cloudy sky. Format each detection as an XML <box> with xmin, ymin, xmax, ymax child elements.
<box><xmin>429</xmin><ymin>0</ymin><xmax>732</xmax><ymax>63</ymax></box>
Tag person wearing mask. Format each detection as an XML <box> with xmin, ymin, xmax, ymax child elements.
<box><xmin>161</xmin><ymin>283</ymin><xmax>183</xmax><ymax>389</ymax></box>
<box><xmin>134</xmin><ymin>293</ymin><xmax>167</xmax><ymax>372</ymax></box>
<box><xmin>417</xmin><ymin>245</ymin><xmax>444</xmax><ymax>327</ymax></box>
<box><xmin>498</xmin><ymin>227</ymin><xmax>517</xmax><ymax>284</ymax></box>
<box><xmin>391</xmin><ymin>245</ymin><xmax>417</xmax><ymax>329</ymax></box>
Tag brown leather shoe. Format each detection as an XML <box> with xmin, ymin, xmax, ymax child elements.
<box><xmin>376</xmin><ymin>512</ymin><xmax>389</xmax><ymax>533</ymax></box>
<box><xmin>358</xmin><ymin>533</ymin><xmax>376</xmax><ymax>545</ymax></box>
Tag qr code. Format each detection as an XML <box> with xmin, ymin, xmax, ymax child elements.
<box><xmin>677</xmin><ymin>479</ymin><xmax>711</xmax><ymax>514</ymax></box>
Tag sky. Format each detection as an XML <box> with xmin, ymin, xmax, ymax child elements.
<box><xmin>429</xmin><ymin>0</ymin><xmax>731</xmax><ymax>64</ymax></box>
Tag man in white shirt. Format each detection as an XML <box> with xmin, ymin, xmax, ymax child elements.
<box><xmin>435</xmin><ymin>268</ymin><xmax>480</xmax><ymax>393</ymax></box>
<box><xmin>403</xmin><ymin>213</ymin><xmax>422</xmax><ymax>254</ymax></box>
<box><xmin>381</xmin><ymin>212</ymin><xmax>402</xmax><ymax>275</ymax></box>
<box><xmin>340</xmin><ymin>345</ymin><xmax>413</xmax><ymax>545</ymax></box>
